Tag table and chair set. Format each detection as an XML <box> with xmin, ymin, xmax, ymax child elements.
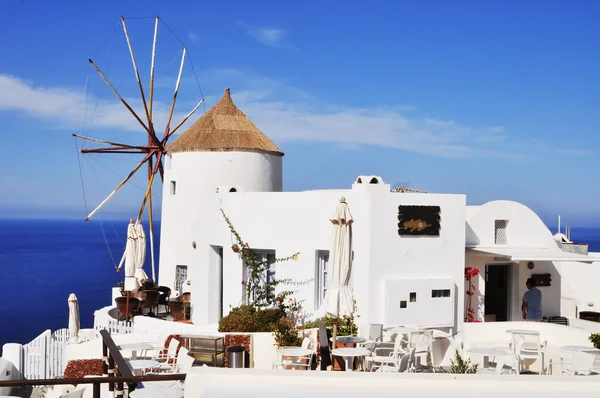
<box><xmin>272</xmin><ymin>323</ymin><xmax>451</xmax><ymax>373</ymax></box>
<box><xmin>116</xmin><ymin>336</ymin><xmax>200</xmax><ymax>398</ymax></box>
<box><xmin>465</xmin><ymin>328</ymin><xmax>600</xmax><ymax>375</ymax></box>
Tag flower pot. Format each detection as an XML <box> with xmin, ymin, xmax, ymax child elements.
<box><xmin>169</xmin><ymin>301</ymin><xmax>185</xmax><ymax>322</ymax></box>
<box><xmin>331</xmin><ymin>340</ymin><xmax>356</xmax><ymax>371</ymax></box>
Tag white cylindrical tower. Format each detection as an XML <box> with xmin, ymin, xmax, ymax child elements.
<box><xmin>158</xmin><ymin>88</ymin><xmax>284</xmax><ymax>295</ymax></box>
<box><xmin>165</xmin><ymin>88</ymin><xmax>283</xmax><ymax>194</ymax></box>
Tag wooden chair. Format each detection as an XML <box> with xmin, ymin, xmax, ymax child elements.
<box><xmin>156</xmin><ymin>286</ymin><xmax>172</xmax><ymax>314</ymax></box>
<box><xmin>115</xmin><ymin>296</ymin><xmax>141</xmax><ymax>320</ymax></box>
<box><xmin>141</xmin><ymin>290</ymin><xmax>160</xmax><ymax>316</ymax></box>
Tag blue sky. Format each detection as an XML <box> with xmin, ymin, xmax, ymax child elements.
<box><xmin>0</xmin><ymin>0</ymin><xmax>599</xmax><ymax>226</ymax></box>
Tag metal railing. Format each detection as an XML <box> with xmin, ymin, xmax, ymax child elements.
<box><xmin>0</xmin><ymin>329</ymin><xmax>186</xmax><ymax>398</ymax></box>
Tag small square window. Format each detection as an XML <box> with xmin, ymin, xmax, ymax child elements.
<box><xmin>432</xmin><ymin>289</ymin><xmax>451</xmax><ymax>298</ymax></box>
<box><xmin>400</xmin><ymin>300</ymin><xmax>407</xmax><ymax>309</ymax></box>
<box><xmin>410</xmin><ymin>292</ymin><xmax>417</xmax><ymax>302</ymax></box>
<box><xmin>170</xmin><ymin>181</ymin><xmax>177</xmax><ymax>196</ymax></box>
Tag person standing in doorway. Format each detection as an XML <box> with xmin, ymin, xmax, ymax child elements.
<box><xmin>522</xmin><ymin>277</ymin><xmax>542</xmax><ymax>321</ymax></box>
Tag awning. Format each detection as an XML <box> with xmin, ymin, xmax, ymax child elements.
<box><xmin>467</xmin><ymin>247</ymin><xmax>600</xmax><ymax>263</ymax></box>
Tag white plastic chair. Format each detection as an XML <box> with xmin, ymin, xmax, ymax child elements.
<box><xmin>512</xmin><ymin>333</ymin><xmax>546</xmax><ymax>374</ymax></box>
<box><xmin>369</xmin><ymin>333</ymin><xmax>407</xmax><ymax>372</ymax></box>
<box><xmin>376</xmin><ymin>347</ymin><xmax>414</xmax><ymax>373</ymax></box>
<box><xmin>554</xmin><ymin>352</ymin><xmax>599</xmax><ymax>376</ymax></box>
<box><xmin>151</xmin><ymin>339</ymin><xmax>181</xmax><ymax>372</ymax></box>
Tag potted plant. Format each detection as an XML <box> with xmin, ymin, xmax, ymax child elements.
<box><xmin>589</xmin><ymin>333</ymin><xmax>600</xmax><ymax>349</ymax></box>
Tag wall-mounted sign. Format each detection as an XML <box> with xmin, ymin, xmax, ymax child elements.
<box><xmin>397</xmin><ymin>205</ymin><xmax>441</xmax><ymax>236</ymax></box>
<box><xmin>531</xmin><ymin>273</ymin><xmax>552</xmax><ymax>287</ymax></box>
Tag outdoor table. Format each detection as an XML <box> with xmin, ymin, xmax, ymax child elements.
<box><xmin>422</xmin><ymin>329</ymin><xmax>451</xmax><ymax>339</ymax></box>
<box><xmin>560</xmin><ymin>345</ymin><xmax>600</xmax><ymax>353</ymax></box>
<box><xmin>332</xmin><ymin>347</ymin><xmax>371</xmax><ymax>372</ymax></box>
<box><xmin>130</xmin><ymin>387</ymin><xmax>183</xmax><ymax>398</ymax></box>
<box><xmin>118</xmin><ymin>342</ymin><xmax>154</xmax><ymax>360</ymax></box>
<box><xmin>385</xmin><ymin>326</ymin><xmax>417</xmax><ymax>334</ymax></box>
<box><xmin>467</xmin><ymin>347</ymin><xmax>509</xmax><ymax>369</ymax></box>
<box><xmin>127</xmin><ymin>359</ymin><xmax>160</xmax><ymax>375</ymax></box>
<box><xmin>555</xmin><ymin>346</ymin><xmax>600</xmax><ymax>375</ymax></box>
<box><xmin>505</xmin><ymin>329</ymin><xmax>540</xmax><ymax>335</ymax></box>
<box><xmin>331</xmin><ymin>336</ymin><xmax>367</xmax><ymax>347</ymax></box>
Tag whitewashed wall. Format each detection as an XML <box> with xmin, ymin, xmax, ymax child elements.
<box><xmin>161</xmin><ymin>176</ymin><xmax>466</xmax><ymax>331</ymax></box>
<box><xmin>466</xmin><ymin>200</ymin><xmax>559</xmax><ymax>248</ymax></box>
<box><xmin>558</xmin><ymin>259</ymin><xmax>600</xmax><ymax>315</ymax></box>
<box><xmin>159</xmin><ymin>150</ymin><xmax>283</xmax><ymax>293</ymax></box>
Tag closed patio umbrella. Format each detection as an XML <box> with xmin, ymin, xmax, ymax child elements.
<box><xmin>322</xmin><ymin>197</ymin><xmax>354</xmax><ymax>354</ymax></box>
<box><xmin>68</xmin><ymin>293</ymin><xmax>80</xmax><ymax>344</ymax></box>
<box><xmin>123</xmin><ymin>220</ymin><xmax>139</xmax><ymax>291</ymax></box>
<box><xmin>134</xmin><ymin>222</ymin><xmax>148</xmax><ymax>286</ymax></box>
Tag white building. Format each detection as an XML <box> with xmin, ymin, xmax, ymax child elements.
<box><xmin>159</xmin><ymin>88</ymin><xmax>600</xmax><ymax>332</ymax></box>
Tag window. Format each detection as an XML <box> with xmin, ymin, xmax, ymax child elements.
<box><xmin>167</xmin><ymin>154</ymin><xmax>172</xmax><ymax>169</ymax></box>
<box><xmin>315</xmin><ymin>250</ymin><xmax>329</xmax><ymax>309</ymax></box>
<box><xmin>170</xmin><ymin>181</ymin><xmax>177</xmax><ymax>196</ymax></box>
<box><xmin>495</xmin><ymin>220</ymin><xmax>508</xmax><ymax>244</ymax></box>
<box><xmin>410</xmin><ymin>292</ymin><xmax>417</xmax><ymax>302</ymax></box>
<box><xmin>244</xmin><ymin>249</ymin><xmax>276</xmax><ymax>303</ymax></box>
<box><xmin>431</xmin><ymin>289</ymin><xmax>451</xmax><ymax>298</ymax></box>
<box><xmin>400</xmin><ymin>300</ymin><xmax>407</xmax><ymax>309</ymax></box>
<box><xmin>175</xmin><ymin>265</ymin><xmax>188</xmax><ymax>294</ymax></box>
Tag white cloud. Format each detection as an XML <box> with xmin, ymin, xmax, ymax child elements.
<box><xmin>249</xmin><ymin>28</ymin><xmax>286</xmax><ymax>47</ymax></box>
<box><xmin>237</xmin><ymin>22</ymin><xmax>288</xmax><ymax>48</ymax></box>
<box><xmin>0</xmin><ymin>72</ymin><xmax>589</xmax><ymax>160</ymax></box>
<box><xmin>188</xmin><ymin>31</ymin><xmax>199</xmax><ymax>42</ymax></box>
<box><xmin>0</xmin><ymin>74</ymin><xmax>197</xmax><ymax>137</ymax></box>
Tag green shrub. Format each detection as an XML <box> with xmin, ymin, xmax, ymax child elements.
<box><xmin>448</xmin><ymin>349</ymin><xmax>478</xmax><ymax>374</ymax></box>
<box><xmin>218</xmin><ymin>305</ymin><xmax>284</xmax><ymax>333</ymax></box>
<box><xmin>272</xmin><ymin>317</ymin><xmax>303</xmax><ymax>348</ymax></box>
<box><xmin>302</xmin><ymin>315</ymin><xmax>358</xmax><ymax>336</ymax></box>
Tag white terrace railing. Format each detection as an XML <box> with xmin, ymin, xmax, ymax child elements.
<box><xmin>94</xmin><ymin>317</ymin><xmax>133</xmax><ymax>337</ymax></box>
<box><xmin>22</xmin><ymin>329</ymin><xmax>69</xmax><ymax>379</ymax></box>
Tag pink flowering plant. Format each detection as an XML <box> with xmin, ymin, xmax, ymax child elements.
<box><xmin>464</xmin><ymin>267</ymin><xmax>481</xmax><ymax>322</ymax></box>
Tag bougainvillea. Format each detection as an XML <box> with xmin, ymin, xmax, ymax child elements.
<box><xmin>464</xmin><ymin>267</ymin><xmax>481</xmax><ymax>322</ymax></box>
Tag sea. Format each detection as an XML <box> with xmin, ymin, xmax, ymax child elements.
<box><xmin>0</xmin><ymin>219</ymin><xmax>599</xmax><ymax>349</ymax></box>
<box><xmin>0</xmin><ymin>218</ymin><xmax>160</xmax><ymax>349</ymax></box>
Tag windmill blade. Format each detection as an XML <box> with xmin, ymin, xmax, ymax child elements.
<box><xmin>121</xmin><ymin>16</ymin><xmax>151</xmax><ymax>124</ymax></box>
<box><xmin>88</xmin><ymin>58</ymin><xmax>164</xmax><ymax>152</ymax></box>
<box><xmin>164</xmin><ymin>98</ymin><xmax>204</xmax><ymax>142</ymax></box>
<box><xmin>85</xmin><ymin>153</ymin><xmax>152</xmax><ymax>221</ymax></box>
<box><xmin>149</xmin><ymin>15</ymin><xmax>159</xmax><ymax>120</ymax></box>
<box><xmin>163</xmin><ymin>46</ymin><xmax>187</xmax><ymax>139</ymax></box>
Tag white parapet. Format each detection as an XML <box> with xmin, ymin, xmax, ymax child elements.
<box><xmin>183</xmin><ymin>367</ymin><xmax>600</xmax><ymax>398</ymax></box>
<box><xmin>1</xmin><ymin>343</ymin><xmax>22</xmax><ymax>379</ymax></box>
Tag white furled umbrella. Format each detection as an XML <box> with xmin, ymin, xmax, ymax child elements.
<box><xmin>321</xmin><ymin>197</ymin><xmax>354</xmax><ymax>354</ymax></box>
<box><xmin>68</xmin><ymin>293</ymin><xmax>80</xmax><ymax>344</ymax></box>
<box><xmin>123</xmin><ymin>220</ymin><xmax>139</xmax><ymax>291</ymax></box>
<box><xmin>134</xmin><ymin>222</ymin><xmax>148</xmax><ymax>286</ymax></box>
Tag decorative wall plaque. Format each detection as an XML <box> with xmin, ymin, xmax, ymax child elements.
<box><xmin>531</xmin><ymin>273</ymin><xmax>552</xmax><ymax>287</ymax></box>
<box><xmin>397</xmin><ymin>205</ymin><xmax>441</xmax><ymax>236</ymax></box>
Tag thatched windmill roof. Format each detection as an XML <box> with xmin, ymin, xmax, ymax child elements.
<box><xmin>167</xmin><ymin>88</ymin><xmax>284</xmax><ymax>156</ymax></box>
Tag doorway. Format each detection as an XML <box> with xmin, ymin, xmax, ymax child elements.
<box><xmin>485</xmin><ymin>264</ymin><xmax>511</xmax><ymax>322</ymax></box>
<box><xmin>209</xmin><ymin>246</ymin><xmax>224</xmax><ymax>323</ymax></box>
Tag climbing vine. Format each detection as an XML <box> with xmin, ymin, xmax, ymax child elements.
<box><xmin>221</xmin><ymin>209</ymin><xmax>299</xmax><ymax>308</ymax></box>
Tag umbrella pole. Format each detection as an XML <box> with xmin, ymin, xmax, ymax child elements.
<box><xmin>331</xmin><ymin>321</ymin><xmax>338</xmax><ymax>371</ymax></box>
